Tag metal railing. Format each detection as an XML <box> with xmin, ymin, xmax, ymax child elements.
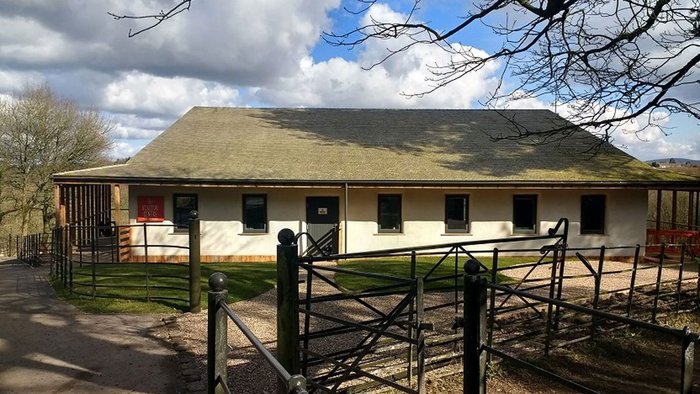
<box><xmin>273</xmin><ymin>219</ymin><xmax>570</xmax><ymax>393</ymax></box>
<box><xmin>207</xmin><ymin>271</ymin><xmax>308</xmax><ymax>394</ymax></box>
<box><xmin>462</xmin><ymin>261</ymin><xmax>698</xmax><ymax>393</ymax></box>
<box><xmin>18</xmin><ymin>232</ymin><xmax>52</xmax><ymax>267</ymax></box>
<box><xmin>49</xmin><ymin>212</ymin><xmax>202</xmax><ymax>312</ymax></box>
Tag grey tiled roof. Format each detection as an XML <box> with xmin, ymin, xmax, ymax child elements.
<box><xmin>54</xmin><ymin>107</ymin><xmax>697</xmax><ymax>185</ymax></box>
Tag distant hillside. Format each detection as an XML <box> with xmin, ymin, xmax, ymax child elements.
<box><xmin>645</xmin><ymin>158</ymin><xmax>700</xmax><ymax>165</ymax></box>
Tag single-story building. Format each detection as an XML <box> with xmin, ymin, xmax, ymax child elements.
<box><xmin>52</xmin><ymin>107</ymin><xmax>700</xmax><ymax>261</ymax></box>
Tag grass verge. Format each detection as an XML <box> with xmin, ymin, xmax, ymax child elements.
<box><xmin>334</xmin><ymin>255</ymin><xmax>533</xmax><ymax>293</ymax></box>
<box><xmin>52</xmin><ymin>262</ymin><xmax>276</xmax><ymax>314</ymax></box>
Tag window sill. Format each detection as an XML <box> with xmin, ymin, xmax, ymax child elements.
<box><xmin>511</xmin><ymin>231</ymin><xmax>537</xmax><ymax>236</ymax></box>
<box><xmin>239</xmin><ymin>232</ymin><xmax>269</xmax><ymax>236</ymax></box>
<box><xmin>374</xmin><ymin>232</ymin><xmax>404</xmax><ymax>236</ymax></box>
<box><xmin>442</xmin><ymin>232</ymin><xmax>472</xmax><ymax>236</ymax></box>
<box><xmin>580</xmin><ymin>233</ymin><xmax>606</xmax><ymax>236</ymax></box>
<box><xmin>168</xmin><ymin>230</ymin><xmax>189</xmax><ymax>235</ymax></box>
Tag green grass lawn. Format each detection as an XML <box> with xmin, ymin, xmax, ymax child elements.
<box><xmin>334</xmin><ymin>255</ymin><xmax>534</xmax><ymax>293</ymax></box>
<box><xmin>52</xmin><ymin>262</ymin><xmax>276</xmax><ymax>314</ymax></box>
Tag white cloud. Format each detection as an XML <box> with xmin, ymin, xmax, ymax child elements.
<box><xmin>109</xmin><ymin>141</ymin><xmax>143</xmax><ymax>159</ymax></box>
<box><xmin>103</xmin><ymin>71</ymin><xmax>241</xmax><ymax>117</ymax></box>
<box><xmin>256</xmin><ymin>4</ymin><xmax>501</xmax><ymax>108</ymax></box>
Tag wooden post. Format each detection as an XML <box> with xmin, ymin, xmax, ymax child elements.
<box><xmin>207</xmin><ymin>273</ymin><xmax>228</xmax><ymax>394</ymax></box>
<box><xmin>672</xmin><ymin>190</ymin><xmax>678</xmax><ymax>229</ymax></box>
<box><xmin>113</xmin><ymin>184</ymin><xmax>121</xmax><ymax>226</ymax></box>
<box><xmin>656</xmin><ymin>190</ymin><xmax>662</xmax><ymax>231</ymax></box>
<box><xmin>54</xmin><ymin>185</ymin><xmax>63</xmax><ymax>226</ymax></box>
<box><xmin>276</xmin><ymin>229</ymin><xmax>300</xmax><ymax>394</ymax></box>
<box><xmin>463</xmin><ymin>259</ymin><xmax>487</xmax><ymax>394</ymax></box>
<box><xmin>689</xmin><ymin>191</ymin><xmax>694</xmax><ymax>230</ymax></box>
<box><xmin>189</xmin><ymin>210</ymin><xmax>202</xmax><ymax>313</ymax></box>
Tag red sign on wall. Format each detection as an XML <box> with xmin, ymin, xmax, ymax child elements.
<box><xmin>137</xmin><ymin>196</ymin><xmax>164</xmax><ymax>222</ymax></box>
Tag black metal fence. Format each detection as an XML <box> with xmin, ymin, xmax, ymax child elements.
<box><xmin>17</xmin><ymin>232</ymin><xmax>52</xmax><ymax>266</ymax></box>
<box><xmin>468</xmin><ymin>263</ymin><xmax>698</xmax><ymax>393</ymax></box>
<box><xmin>267</xmin><ymin>220</ymin><xmax>570</xmax><ymax>393</ymax></box>
<box><xmin>49</xmin><ymin>214</ymin><xmax>202</xmax><ymax>312</ymax></box>
<box><xmin>205</xmin><ymin>219</ymin><xmax>699</xmax><ymax>393</ymax></box>
<box><xmin>207</xmin><ymin>270</ymin><xmax>308</xmax><ymax>394</ymax></box>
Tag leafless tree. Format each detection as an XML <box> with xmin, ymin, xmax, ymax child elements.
<box><xmin>108</xmin><ymin>0</ymin><xmax>192</xmax><ymax>37</ymax></box>
<box><xmin>325</xmin><ymin>0</ymin><xmax>700</xmax><ymax>143</ymax></box>
<box><xmin>0</xmin><ymin>86</ymin><xmax>112</xmax><ymax>234</ymax></box>
<box><xmin>111</xmin><ymin>0</ymin><xmax>700</xmax><ymax>144</ymax></box>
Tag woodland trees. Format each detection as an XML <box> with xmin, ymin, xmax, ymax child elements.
<box><xmin>0</xmin><ymin>86</ymin><xmax>112</xmax><ymax>234</ymax></box>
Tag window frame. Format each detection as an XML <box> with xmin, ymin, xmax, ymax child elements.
<box><xmin>513</xmin><ymin>194</ymin><xmax>538</xmax><ymax>234</ymax></box>
<box><xmin>580</xmin><ymin>195</ymin><xmax>606</xmax><ymax>235</ymax></box>
<box><xmin>377</xmin><ymin>194</ymin><xmax>402</xmax><ymax>233</ymax></box>
<box><xmin>172</xmin><ymin>193</ymin><xmax>198</xmax><ymax>231</ymax></box>
<box><xmin>445</xmin><ymin>194</ymin><xmax>470</xmax><ymax>233</ymax></box>
<box><xmin>242</xmin><ymin>194</ymin><xmax>268</xmax><ymax>233</ymax></box>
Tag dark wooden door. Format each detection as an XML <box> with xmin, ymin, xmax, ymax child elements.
<box><xmin>306</xmin><ymin>197</ymin><xmax>339</xmax><ymax>255</ymax></box>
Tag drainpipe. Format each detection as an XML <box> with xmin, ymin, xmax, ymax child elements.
<box><xmin>344</xmin><ymin>183</ymin><xmax>349</xmax><ymax>253</ymax></box>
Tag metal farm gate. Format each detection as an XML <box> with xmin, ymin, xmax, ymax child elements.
<box><xmin>276</xmin><ymin>219</ymin><xmax>570</xmax><ymax>393</ymax></box>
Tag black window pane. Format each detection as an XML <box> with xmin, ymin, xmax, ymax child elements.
<box><xmin>446</xmin><ymin>195</ymin><xmax>469</xmax><ymax>231</ymax></box>
<box><xmin>581</xmin><ymin>195</ymin><xmax>605</xmax><ymax>234</ymax></box>
<box><xmin>174</xmin><ymin>194</ymin><xmax>197</xmax><ymax>229</ymax></box>
<box><xmin>244</xmin><ymin>195</ymin><xmax>267</xmax><ymax>232</ymax></box>
<box><xmin>514</xmin><ymin>195</ymin><xmax>537</xmax><ymax>232</ymax></box>
<box><xmin>378</xmin><ymin>195</ymin><xmax>401</xmax><ymax>232</ymax></box>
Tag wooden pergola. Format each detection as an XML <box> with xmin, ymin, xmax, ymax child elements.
<box><xmin>53</xmin><ymin>183</ymin><xmax>123</xmax><ymax>245</ymax></box>
<box><xmin>647</xmin><ymin>188</ymin><xmax>700</xmax><ymax>255</ymax></box>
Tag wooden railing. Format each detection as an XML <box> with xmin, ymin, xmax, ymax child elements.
<box><xmin>646</xmin><ymin>229</ymin><xmax>700</xmax><ymax>255</ymax></box>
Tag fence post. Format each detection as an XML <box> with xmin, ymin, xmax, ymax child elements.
<box><xmin>627</xmin><ymin>245</ymin><xmax>640</xmax><ymax>317</ymax></box>
<box><xmin>591</xmin><ymin>246</ymin><xmax>605</xmax><ymax>339</ymax></box>
<box><xmin>207</xmin><ymin>272</ymin><xmax>228</xmax><ymax>394</ymax></box>
<box><xmin>544</xmin><ymin>248</ymin><xmax>560</xmax><ymax>356</ymax></box>
<box><xmin>463</xmin><ymin>259</ymin><xmax>487</xmax><ymax>394</ymax></box>
<box><xmin>681</xmin><ymin>327</ymin><xmax>695</xmax><ymax>394</ymax></box>
<box><xmin>652</xmin><ymin>243</ymin><xmax>665</xmax><ymax>323</ymax></box>
<box><xmin>676</xmin><ymin>243</ymin><xmax>686</xmax><ymax>314</ymax></box>
<box><xmin>407</xmin><ymin>251</ymin><xmax>416</xmax><ymax>385</ymax></box>
<box><xmin>68</xmin><ymin>225</ymin><xmax>73</xmax><ymax>292</ymax></box>
<box><xmin>487</xmin><ymin>248</ymin><xmax>498</xmax><ymax>364</ymax></box>
<box><xmin>189</xmin><ymin>210</ymin><xmax>202</xmax><ymax>313</ymax></box>
<box><xmin>277</xmin><ymin>229</ymin><xmax>300</xmax><ymax>394</ymax></box>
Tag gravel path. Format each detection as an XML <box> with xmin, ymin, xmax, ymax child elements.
<box><xmin>162</xmin><ymin>257</ymin><xmax>696</xmax><ymax>393</ymax></box>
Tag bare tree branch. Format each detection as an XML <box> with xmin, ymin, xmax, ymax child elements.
<box><xmin>108</xmin><ymin>1</ymin><xmax>192</xmax><ymax>37</ymax></box>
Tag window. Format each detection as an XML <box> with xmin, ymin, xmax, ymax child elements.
<box><xmin>445</xmin><ymin>195</ymin><xmax>469</xmax><ymax>232</ymax></box>
<box><xmin>173</xmin><ymin>194</ymin><xmax>197</xmax><ymax>230</ymax></box>
<box><xmin>378</xmin><ymin>195</ymin><xmax>401</xmax><ymax>233</ymax></box>
<box><xmin>581</xmin><ymin>195</ymin><xmax>605</xmax><ymax>234</ymax></box>
<box><xmin>243</xmin><ymin>194</ymin><xmax>267</xmax><ymax>233</ymax></box>
<box><xmin>513</xmin><ymin>195</ymin><xmax>537</xmax><ymax>233</ymax></box>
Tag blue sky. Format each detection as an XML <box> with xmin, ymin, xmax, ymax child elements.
<box><xmin>0</xmin><ymin>0</ymin><xmax>697</xmax><ymax>161</ymax></box>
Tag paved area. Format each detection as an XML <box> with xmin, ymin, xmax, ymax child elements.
<box><xmin>0</xmin><ymin>258</ymin><xmax>178</xmax><ymax>393</ymax></box>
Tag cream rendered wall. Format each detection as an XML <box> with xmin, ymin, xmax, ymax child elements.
<box><xmin>129</xmin><ymin>186</ymin><xmax>647</xmax><ymax>258</ymax></box>
<box><xmin>129</xmin><ymin>186</ymin><xmax>345</xmax><ymax>258</ymax></box>
<box><xmin>345</xmin><ymin>188</ymin><xmax>647</xmax><ymax>256</ymax></box>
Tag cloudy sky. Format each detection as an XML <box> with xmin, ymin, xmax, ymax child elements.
<box><xmin>0</xmin><ymin>0</ymin><xmax>697</xmax><ymax>161</ymax></box>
